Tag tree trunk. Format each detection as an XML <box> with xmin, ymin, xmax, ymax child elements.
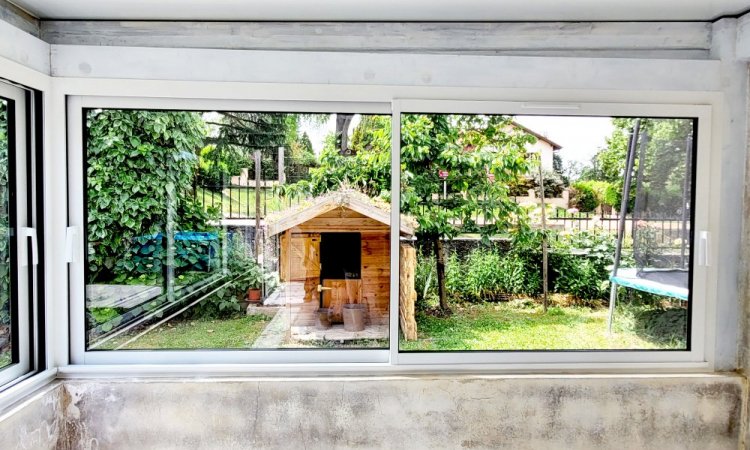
<box><xmin>434</xmin><ymin>237</ymin><xmax>449</xmax><ymax>311</ymax></box>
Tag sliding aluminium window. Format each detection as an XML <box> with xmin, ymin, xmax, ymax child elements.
<box><xmin>392</xmin><ymin>100</ymin><xmax>711</xmax><ymax>366</ymax></box>
<box><xmin>68</xmin><ymin>98</ymin><xmax>392</xmax><ymax>364</ymax></box>
<box><xmin>0</xmin><ymin>81</ymin><xmax>39</xmax><ymax>387</ymax></box>
<box><xmin>68</xmin><ymin>97</ymin><xmax>713</xmax><ymax>368</ymax></box>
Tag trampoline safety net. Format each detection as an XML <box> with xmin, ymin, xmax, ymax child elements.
<box><xmin>609</xmin><ymin>118</ymin><xmax>694</xmax><ymax>306</ymax></box>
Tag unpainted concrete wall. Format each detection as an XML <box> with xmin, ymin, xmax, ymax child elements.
<box><xmin>40</xmin><ymin>375</ymin><xmax>744</xmax><ymax>450</ymax></box>
<box><xmin>0</xmin><ymin>382</ymin><xmax>63</xmax><ymax>450</ymax></box>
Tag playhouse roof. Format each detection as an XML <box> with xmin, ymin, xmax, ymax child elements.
<box><xmin>266</xmin><ymin>189</ymin><xmax>416</xmax><ymax>237</ymax></box>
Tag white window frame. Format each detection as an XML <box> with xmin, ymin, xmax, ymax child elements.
<box><xmin>390</xmin><ymin>99</ymin><xmax>714</xmax><ymax>367</ymax></box>
<box><xmin>66</xmin><ymin>94</ymin><xmax>716</xmax><ymax>371</ymax></box>
<box><xmin>67</xmin><ymin>96</ymin><xmax>393</xmax><ymax>365</ymax></box>
<box><xmin>0</xmin><ymin>81</ymin><xmax>32</xmax><ymax>386</ymax></box>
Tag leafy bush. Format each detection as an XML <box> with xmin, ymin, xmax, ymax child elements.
<box><xmin>113</xmin><ymin>232</ymin><xmax>221</xmax><ymax>282</ymax></box>
<box><xmin>550</xmin><ymin>230</ymin><xmax>617</xmax><ymax>301</ymax></box>
<box><xmin>86</xmin><ymin>109</ymin><xmax>216</xmax><ymax>283</ymax></box>
<box><xmin>444</xmin><ymin>251</ymin><xmax>468</xmax><ymax>299</ymax></box>
<box><xmin>0</xmin><ymin>102</ymin><xmax>8</xmax><ymax>326</ymax></box>
<box><xmin>188</xmin><ymin>237</ymin><xmax>277</xmax><ymax>319</ymax></box>
<box><xmin>552</xmin><ymin>256</ymin><xmax>608</xmax><ymax>301</ymax></box>
<box><xmin>414</xmin><ymin>250</ymin><xmax>438</xmax><ymax>310</ymax></box>
<box><xmin>570</xmin><ymin>180</ymin><xmax>611</xmax><ymax>212</ymax></box>
<box><xmin>447</xmin><ymin>246</ymin><xmax>541</xmax><ymax>302</ymax></box>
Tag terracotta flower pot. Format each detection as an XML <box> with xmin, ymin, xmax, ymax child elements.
<box><xmin>247</xmin><ymin>288</ymin><xmax>262</xmax><ymax>303</ymax></box>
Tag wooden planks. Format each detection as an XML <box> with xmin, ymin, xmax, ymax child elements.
<box><xmin>399</xmin><ymin>243</ymin><xmax>418</xmax><ymax>341</ymax></box>
<box><xmin>295</xmin><ymin>217</ymin><xmax>389</xmax><ymax>233</ymax></box>
<box><xmin>360</xmin><ymin>233</ymin><xmax>390</xmax><ymax>322</ymax></box>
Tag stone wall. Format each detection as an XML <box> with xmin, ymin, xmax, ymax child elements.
<box><xmin>0</xmin><ymin>376</ymin><xmax>743</xmax><ymax>449</ymax></box>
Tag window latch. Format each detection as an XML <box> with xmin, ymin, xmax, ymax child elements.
<box><xmin>65</xmin><ymin>226</ymin><xmax>79</xmax><ymax>263</ymax></box>
<box><xmin>19</xmin><ymin>227</ymin><xmax>38</xmax><ymax>267</ymax></box>
<box><xmin>698</xmin><ymin>231</ymin><xmax>710</xmax><ymax>267</ymax></box>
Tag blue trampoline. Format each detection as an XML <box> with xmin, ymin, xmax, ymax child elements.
<box><xmin>609</xmin><ymin>268</ymin><xmax>688</xmax><ymax>301</ymax></box>
<box><xmin>607</xmin><ymin>119</ymin><xmax>693</xmax><ymax>331</ymax></box>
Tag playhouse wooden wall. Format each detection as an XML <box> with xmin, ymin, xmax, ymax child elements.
<box><xmin>277</xmin><ymin>207</ymin><xmax>391</xmax><ymax>324</ymax></box>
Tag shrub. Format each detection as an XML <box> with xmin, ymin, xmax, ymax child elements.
<box><xmin>86</xmin><ymin>109</ymin><xmax>216</xmax><ymax>283</ymax></box>
<box><xmin>550</xmin><ymin>230</ymin><xmax>616</xmax><ymax>301</ymax></box>
<box><xmin>113</xmin><ymin>232</ymin><xmax>221</xmax><ymax>282</ymax></box>
<box><xmin>552</xmin><ymin>255</ymin><xmax>608</xmax><ymax>301</ymax></box>
<box><xmin>414</xmin><ymin>250</ymin><xmax>436</xmax><ymax>310</ymax></box>
<box><xmin>445</xmin><ymin>251</ymin><xmax>468</xmax><ymax>299</ymax></box>
<box><xmin>569</xmin><ymin>180</ymin><xmax>611</xmax><ymax>212</ymax></box>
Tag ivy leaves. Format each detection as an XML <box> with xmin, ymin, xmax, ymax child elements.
<box><xmin>86</xmin><ymin>109</ymin><xmax>214</xmax><ymax>282</ymax></box>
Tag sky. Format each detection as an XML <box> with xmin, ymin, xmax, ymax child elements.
<box><xmin>513</xmin><ymin>115</ymin><xmax>614</xmax><ymax>165</ymax></box>
<box><xmin>300</xmin><ymin>114</ymin><xmax>615</xmax><ymax>165</ymax></box>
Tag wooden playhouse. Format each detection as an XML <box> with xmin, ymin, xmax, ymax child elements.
<box><xmin>267</xmin><ymin>190</ymin><xmax>416</xmax><ymax>328</ymax></box>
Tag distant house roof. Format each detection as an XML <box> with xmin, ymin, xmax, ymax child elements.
<box><xmin>511</xmin><ymin>121</ymin><xmax>563</xmax><ymax>150</ymax></box>
<box><xmin>266</xmin><ymin>189</ymin><xmax>416</xmax><ymax>237</ymax></box>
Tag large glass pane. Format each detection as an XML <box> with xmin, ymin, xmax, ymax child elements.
<box><xmin>398</xmin><ymin>114</ymin><xmax>692</xmax><ymax>351</ymax></box>
<box><xmin>0</xmin><ymin>99</ymin><xmax>10</xmax><ymax>368</ymax></box>
<box><xmin>85</xmin><ymin>110</ymin><xmax>391</xmax><ymax>350</ymax></box>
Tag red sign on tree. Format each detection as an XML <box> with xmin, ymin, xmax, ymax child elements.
<box><xmin>438</xmin><ymin>169</ymin><xmax>449</xmax><ymax>179</ymax></box>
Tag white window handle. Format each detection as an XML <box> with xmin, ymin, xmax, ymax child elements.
<box><xmin>698</xmin><ymin>231</ymin><xmax>710</xmax><ymax>267</ymax></box>
<box><xmin>19</xmin><ymin>227</ymin><xmax>38</xmax><ymax>267</ymax></box>
<box><xmin>65</xmin><ymin>226</ymin><xmax>79</xmax><ymax>263</ymax></box>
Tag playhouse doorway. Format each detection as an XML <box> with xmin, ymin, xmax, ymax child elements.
<box><xmin>319</xmin><ymin>232</ymin><xmax>362</xmax><ymax>317</ymax></box>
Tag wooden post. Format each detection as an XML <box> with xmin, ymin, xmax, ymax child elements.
<box><xmin>254</xmin><ymin>150</ymin><xmax>262</xmax><ymax>263</ymax></box>
<box><xmin>278</xmin><ymin>146</ymin><xmax>285</xmax><ymax>185</ymax></box>
<box><xmin>399</xmin><ymin>243</ymin><xmax>418</xmax><ymax>341</ymax></box>
<box><xmin>538</xmin><ymin>159</ymin><xmax>548</xmax><ymax>312</ymax></box>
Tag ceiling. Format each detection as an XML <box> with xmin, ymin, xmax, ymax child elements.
<box><xmin>9</xmin><ymin>0</ymin><xmax>750</xmax><ymax>22</ymax></box>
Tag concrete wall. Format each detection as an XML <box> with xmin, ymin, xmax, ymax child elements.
<box><xmin>0</xmin><ymin>376</ymin><xmax>744</xmax><ymax>449</ymax></box>
<box><xmin>0</xmin><ymin>382</ymin><xmax>63</xmax><ymax>450</ymax></box>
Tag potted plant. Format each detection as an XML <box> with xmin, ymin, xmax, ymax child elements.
<box><xmin>234</xmin><ymin>262</ymin><xmax>264</xmax><ymax>303</ymax></box>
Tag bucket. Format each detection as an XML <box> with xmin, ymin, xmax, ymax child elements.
<box><xmin>316</xmin><ymin>308</ymin><xmax>332</xmax><ymax>330</ymax></box>
<box><xmin>342</xmin><ymin>304</ymin><xmax>367</xmax><ymax>332</ymax></box>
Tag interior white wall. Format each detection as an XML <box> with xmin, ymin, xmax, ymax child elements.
<box><xmin>0</xmin><ymin>19</ymin><xmax>48</xmax><ymax>74</ymax></box>
<box><xmin>1</xmin><ymin>13</ymin><xmax>749</xmax><ymax>373</ymax></box>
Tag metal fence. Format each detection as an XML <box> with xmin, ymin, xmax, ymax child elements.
<box><xmin>549</xmin><ymin>210</ymin><xmax>689</xmax><ymax>247</ymax></box>
<box><xmin>195</xmin><ymin>149</ymin><xmax>313</xmax><ymax>219</ymax></box>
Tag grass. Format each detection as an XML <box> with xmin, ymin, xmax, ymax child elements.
<box><xmin>197</xmin><ymin>187</ymin><xmax>297</xmax><ymax>218</ymax></box>
<box><xmin>399</xmin><ymin>299</ymin><xmax>687</xmax><ymax>351</ymax></box>
<box><xmin>97</xmin><ymin>314</ymin><xmax>271</xmax><ymax>350</ymax></box>
<box><xmin>0</xmin><ymin>349</ymin><xmax>10</xmax><ymax>368</ymax></box>
<box><xmin>92</xmin><ymin>297</ymin><xmax>686</xmax><ymax>352</ymax></box>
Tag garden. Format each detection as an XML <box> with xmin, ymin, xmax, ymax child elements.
<box><xmin>82</xmin><ymin>108</ymin><xmax>690</xmax><ymax>352</ymax></box>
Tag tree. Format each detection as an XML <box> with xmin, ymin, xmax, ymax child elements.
<box><xmin>284</xmin><ymin>115</ymin><xmax>391</xmax><ymax>199</ymax></box>
<box><xmin>401</xmin><ymin>114</ymin><xmax>534</xmax><ymax>310</ymax></box>
<box><xmin>87</xmin><ymin>110</ymin><xmax>214</xmax><ymax>282</ymax></box>
<box><xmin>581</xmin><ymin>118</ymin><xmax>693</xmax><ymax>214</ymax></box>
<box><xmin>289</xmin><ymin>114</ymin><xmax>535</xmax><ymax>311</ymax></box>
<box><xmin>208</xmin><ymin>112</ymin><xmax>289</xmax><ymax>181</ymax></box>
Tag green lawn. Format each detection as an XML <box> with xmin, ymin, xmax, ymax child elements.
<box><xmin>94</xmin><ymin>299</ymin><xmax>685</xmax><ymax>352</ymax></box>
<box><xmin>98</xmin><ymin>314</ymin><xmax>271</xmax><ymax>350</ymax></box>
<box><xmin>399</xmin><ymin>301</ymin><xmax>686</xmax><ymax>351</ymax></box>
<box><xmin>197</xmin><ymin>187</ymin><xmax>296</xmax><ymax>217</ymax></box>
<box><xmin>0</xmin><ymin>349</ymin><xmax>10</xmax><ymax>368</ymax></box>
